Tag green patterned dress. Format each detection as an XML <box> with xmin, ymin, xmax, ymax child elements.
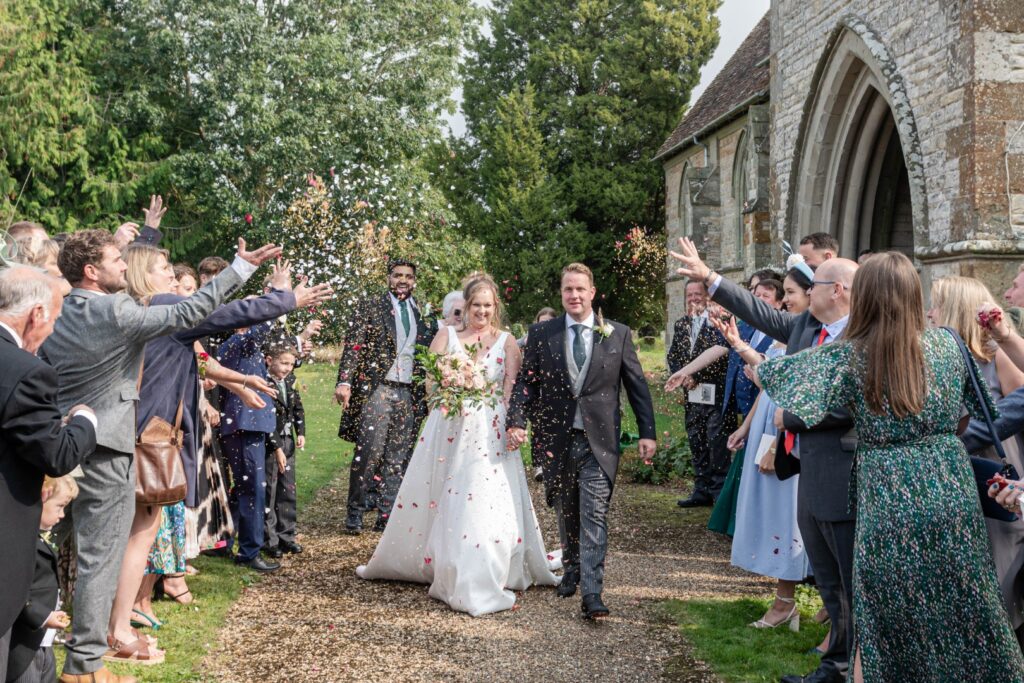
<box><xmin>758</xmin><ymin>328</ymin><xmax>1024</xmax><ymax>681</ymax></box>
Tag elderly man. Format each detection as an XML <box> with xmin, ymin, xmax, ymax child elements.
<box><xmin>672</xmin><ymin>237</ymin><xmax>859</xmax><ymax>683</ymax></box>
<box><xmin>41</xmin><ymin>229</ymin><xmax>280</xmax><ymax>683</ymax></box>
<box><xmin>0</xmin><ymin>267</ymin><xmax>97</xmax><ymax>681</ymax></box>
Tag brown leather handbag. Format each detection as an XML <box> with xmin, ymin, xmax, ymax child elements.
<box><xmin>135</xmin><ymin>399</ymin><xmax>188</xmax><ymax>505</ymax></box>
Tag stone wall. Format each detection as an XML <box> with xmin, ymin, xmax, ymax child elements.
<box><xmin>771</xmin><ymin>0</ymin><xmax>1024</xmax><ymax>293</ymax></box>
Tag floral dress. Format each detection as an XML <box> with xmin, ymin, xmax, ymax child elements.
<box><xmin>759</xmin><ymin>328</ymin><xmax>1024</xmax><ymax>681</ymax></box>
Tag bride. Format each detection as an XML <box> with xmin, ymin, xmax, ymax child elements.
<box><xmin>356</xmin><ymin>274</ymin><xmax>559</xmax><ymax>615</ymax></box>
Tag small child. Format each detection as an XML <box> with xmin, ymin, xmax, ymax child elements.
<box><xmin>262</xmin><ymin>343</ymin><xmax>306</xmax><ymax>558</ymax></box>
<box><xmin>7</xmin><ymin>475</ymin><xmax>77</xmax><ymax>683</ymax></box>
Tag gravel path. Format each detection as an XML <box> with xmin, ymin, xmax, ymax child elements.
<box><xmin>203</xmin><ymin>476</ymin><xmax>771</xmax><ymax>682</ymax></box>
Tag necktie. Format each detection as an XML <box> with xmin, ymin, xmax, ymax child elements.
<box><xmin>572</xmin><ymin>324</ymin><xmax>587</xmax><ymax>371</ymax></box>
<box><xmin>399</xmin><ymin>299</ymin><xmax>411</xmax><ymax>336</ymax></box>
<box><xmin>784</xmin><ymin>326</ymin><xmax>830</xmax><ymax>454</ymax></box>
<box><xmin>278</xmin><ymin>379</ymin><xmax>287</xmax><ymax>405</ymax></box>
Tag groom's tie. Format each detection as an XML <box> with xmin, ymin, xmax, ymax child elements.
<box><xmin>571</xmin><ymin>323</ymin><xmax>587</xmax><ymax>371</ymax></box>
<box><xmin>399</xmin><ymin>298</ymin><xmax>411</xmax><ymax>336</ymax></box>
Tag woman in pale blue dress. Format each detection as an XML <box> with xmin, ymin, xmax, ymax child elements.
<box><xmin>712</xmin><ymin>268</ymin><xmax>812</xmax><ymax>633</ymax></box>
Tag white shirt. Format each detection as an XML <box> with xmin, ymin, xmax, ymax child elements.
<box><xmin>565</xmin><ymin>311</ymin><xmax>595</xmax><ymax>371</ymax></box>
<box><xmin>819</xmin><ymin>315</ymin><xmax>849</xmax><ymax>345</ymax></box>
<box><xmin>0</xmin><ymin>320</ymin><xmax>23</xmax><ymax>348</ymax></box>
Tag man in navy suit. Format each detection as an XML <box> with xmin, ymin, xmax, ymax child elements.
<box><xmin>0</xmin><ymin>266</ymin><xmax>96</xmax><ymax>681</ymax></box>
<box><xmin>218</xmin><ymin>321</ymin><xmax>282</xmax><ymax>571</ymax></box>
<box><xmin>722</xmin><ymin>278</ymin><xmax>784</xmax><ymax>418</ymax></box>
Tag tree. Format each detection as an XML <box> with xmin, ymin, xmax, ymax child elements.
<box><xmin>0</xmin><ymin>0</ymin><xmax>162</xmax><ymax>232</ymax></box>
<box><xmin>451</xmin><ymin>0</ymin><xmax>719</xmax><ymax>327</ymax></box>
<box><xmin>464</xmin><ymin>83</ymin><xmax>587</xmax><ymax>320</ymax></box>
<box><xmin>86</xmin><ymin>0</ymin><xmax>480</xmax><ymax>261</ymax></box>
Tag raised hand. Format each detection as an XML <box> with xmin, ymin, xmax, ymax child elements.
<box><xmin>269</xmin><ymin>258</ymin><xmax>293</xmax><ymax>291</ymax></box>
<box><xmin>246</xmin><ymin>375</ymin><xmax>277</xmax><ymax>398</ymax></box>
<box><xmin>113</xmin><ymin>223</ymin><xmax>140</xmax><ymax>250</ymax></box>
<box><xmin>978</xmin><ymin>303</ymin><xmax>1011</xmax><ymax>343</ymax></box>
<box><xmin>143</xmin><ymin>195</ymin><xmax>168</xmax><ymax>229</ymax></box>
<box><xmin>237</xmin><ymin>237</ymin><xmax>283</xmax><ymax>267</ymax></box>
<box><xmin>301</xmin><ymin>319</ymin><xmax>324</xmax><ymax>340</ymax></box>
<box><xmin>293</xmin><ymin>276</ymin><xmax>334</xmax><ymax>309</ymax></box>
<box><xmin>668</xmin><ymin>237</ymin><xmax>713</xmax><ymax>282</ymax></box>
<box><xmin>709</xmin><ymin>313</ymin><xmax>742</xmax><ymax>347</ymax></box>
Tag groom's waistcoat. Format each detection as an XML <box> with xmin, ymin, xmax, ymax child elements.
<box><xmin>508</xmin><ymin>314</ymin><xmax>656</xmax><ymax>505</ymax></box>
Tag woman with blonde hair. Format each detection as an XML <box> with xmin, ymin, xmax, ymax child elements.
<box><xmin>755</xmin><ymin>252</ymin><xmax>1024</xmax><ymax>681</ymax></box>
<box><xmin>104</xmin><ymin>248</ymin><xmax>324</xmax><ymax>662</ymax></box>
<box><xmin>357</xmin><ymin>272</ymin><xmax>559</xmax><ymax>616</ymax></box>
<box><xmin>928</xmin><ymin>275</ymin><xmax>1024</xmax><ymax>640</ymax></box>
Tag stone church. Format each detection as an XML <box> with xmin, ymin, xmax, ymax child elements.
<box><xmin>658</xmin><ymin>2</ymin><xmax>1024</xmax><ymax>327</ymax></box>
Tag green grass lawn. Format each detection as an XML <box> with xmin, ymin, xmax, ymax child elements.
<box><xmin>75</xmin><ymin>362</ymin><xmax>350</xmax><ymax>683</ymax></box>
<box><xmin>663</xmin><ymin>589</ymin><xmax>829</xmax><ymax>683</ymax></box>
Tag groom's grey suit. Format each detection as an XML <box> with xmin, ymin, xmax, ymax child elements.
<box><xmin>508</xmin><ymin>314</ymin><xmax>655</xmax><ymax>598</ymax></box>
<box><xmin>39</xmin><ymin>260</ymin><xmax>250</xmax><ymax>676</ymax></box>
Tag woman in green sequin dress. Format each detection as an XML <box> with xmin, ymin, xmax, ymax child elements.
<box><xmin>757</xmin><ymin>252</ymin><xmax>1024</xmax><ymax>682</ymax></box>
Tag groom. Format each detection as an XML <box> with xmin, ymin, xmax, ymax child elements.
<box><xmin>507</xmin><ymin>263</ymin><xmax>656</xmax><ymax>619</ymax></box>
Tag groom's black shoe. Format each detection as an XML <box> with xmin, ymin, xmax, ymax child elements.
<box><xmin>581</xmin><ymin>593</ymin><xmax>610</xmax><ymax>620</ymax></box>
<box><xmin>780</xmin><ymin>663</ymin><xmax>845</xmax><ymax>683</ymax></box>
<box><xmin>557</xmin><ymin>570</ymin><xmax>579</xmax><ymax>598</ymax></box>
<box><xmin>677</xmin><ymin>493</ymin><xmax>714</xmax><ymax>508</ymax></box>
<box><xmin>344</xmin><ymin>512</ymin><xmax>363</xmax><ymax>535</ymax></box>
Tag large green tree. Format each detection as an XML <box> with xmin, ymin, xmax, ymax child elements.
<box><xmin>452</xmin><ymin>0</ymin><xmax>719</xmax><ymax>328</ymax></box>
<box><xmin>91</xmin><ymin>0</ymin><xmax>479</xmax><ymax>261</ymax></box>
<box><xmin>0</xmin><ymin>0</ymin><xmax>162</xmax><ymax>232</ymax></box>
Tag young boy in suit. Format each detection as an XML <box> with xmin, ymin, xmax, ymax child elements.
<box><xmin>7</xmin><ymin>476</ymin><xmax>77</xmax><ymax>683</ymax></box>
<box><xmin>262</xmin><ymin>344</ymin><xmax>306</xmax><ymax>559</ymax></box>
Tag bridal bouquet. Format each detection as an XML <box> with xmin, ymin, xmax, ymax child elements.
<box><xmin>416</xmin><ymin>344</ymin><xmax>500</xmax><ymax>417</ymax></box>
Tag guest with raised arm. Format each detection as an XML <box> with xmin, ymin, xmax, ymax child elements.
<box><xmin>40</xmin><ymin>226</ymin><xmax>280</xmax><ymax>683</ymax></box>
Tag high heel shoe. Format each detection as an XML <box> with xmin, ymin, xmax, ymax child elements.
<box><xmin>750</xmin><ymin>595</ymin><xmax>800</xmax><ymax>632</ymax></box>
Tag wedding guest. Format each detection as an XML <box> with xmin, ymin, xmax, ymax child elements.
<box><xmin>671</xmin><ymin>239</ymin><xmax>858</xmax><ymax>683</ymax></box>
<box><xmin>706</xmin><ymin>278</ymin><xmax>784</xmax><ymax>536</ymax></box>
<box><xmin>757</xmin><ymin>252</ymin><xmax>1024</xmax><ymax>681</ymax></box>
<box><xmin>40</xmin><ymin>227</ymin><xmax>279</xmax><ymax>682</ymax></box>
<box><xmin>7</xmin><ymin>221</ymin><xmax>48</xmax><ymax>244</ymax></box>
<box><xmin>197</xmin><ymin>256</ymin><xmax>229</xmax><ymax>286</ymax></box>
<box><xmin>797</xmin><ymin>232</ymin><xmax>839</xmax><ymax>268</ymax></box>
<box><xmin>713</xmin><ymin>265</ymin><xmax>813</xmax><ymax>633</ymax></box>
<box><xmin>6</xmin><ymin>476</ymin><xmax>78</xmax><ymax>683</ymax></box>
<box><xmin>931</xmin><ymin>279</ymin><xmax>1024</xmax><ymax>642</ymax></box>
<box><xmin>173</xmin><ymin>264</ymin><xmax>199</xmax><ymax>296</ymax></box>
<box><xmin>440</xmin><ymin>290</ymin><xmax>464</xmax><ymax>329</ymax></box>
<box><xmin>11</xmin><ymin>236</ymin><xmax>69</xmax><ymax>296</ymax></box>
<box><xmin>668</xmin><ymin>280</ymin><xmax>732</xmax><ymax>508</ymax></box>
<box><xmin>1001</xmin><ymin>264</ymin><xmax>1024</xmax><ymax>336</ymax></box>
<box><xmin>0</xmin><ymin>266</ymin><xmax>96</xmax><ymax>682</ymax></box>
<box><xmin>262</xmin><ymin>344</ymin><xmax>306</xmax><ymax>558</ymax></box>
<box><xmin>335</xmin><ymin>258</ymin><xmax>436</xmax><ymax>534</ymax></box>
<box><xmin>520</xmin><ymin>306</ymin><xmax>557</xmax><ymax>482</ymax></box>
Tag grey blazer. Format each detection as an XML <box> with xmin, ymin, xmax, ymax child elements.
<box><xmin>712</xmin><ymin>276</ymin><xmax>857</xmax><ymax>522</ymax></box>
<box><xmin>40</xmin><ymin>266</ymin><xmax>244</xmax><ymax>455</ymax></box>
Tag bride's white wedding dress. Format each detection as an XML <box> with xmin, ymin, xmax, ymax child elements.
<box><xmin>356</xmin><ymin>327</ymin><xmax>559</xmax><ymax>616</ymax></box>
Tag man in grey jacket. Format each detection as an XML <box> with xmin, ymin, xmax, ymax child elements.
<box><xmin>41</xmin><ymin>229</ymin><xmax>280</xmax><ymax>683</ymax></box>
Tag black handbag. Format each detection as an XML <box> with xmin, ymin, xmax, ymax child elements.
<box><xmin>942</xmin><ymin>327</ymin><xmax>1020</xmax><ymax>522</ymax></box>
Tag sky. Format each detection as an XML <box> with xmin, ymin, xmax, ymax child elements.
<box><xmin>443</xmin><ymin>0</ymin><xmax>770</xmax><ymax>138</ymax></box>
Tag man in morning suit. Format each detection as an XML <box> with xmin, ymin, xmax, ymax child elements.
<box><xmin>335</xmin><ymin>259</ymin><xmax>437</xmax><ymax>534</ymax></box>
<box><xmin>672</xmin><ymin>238</ymin><xmax>859</xmax><ymax>683</ymax></box>
<box><xmin>668</xmin><ymin>280</ymin><xmax>732</xmax><ymax>507</ymax></box>
<box><xmin>0</xmin><ymin>266</ymin><xmax>97</xmax><ymax>681</ymax></box>
<box><xmin>506</xmin><ymin>263</ymin><xmax>656</xmax><ymax>620</ymax></box>
<box><xmin>40</xmin><ymin>229</ymin><xmax>279</xmax><ymax>683</ymax></box>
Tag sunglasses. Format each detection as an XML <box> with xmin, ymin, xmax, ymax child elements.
<box><xmin>453</xmin><ymin>309</ymin><xmax>462</xmax><ymax>316</ymax></box>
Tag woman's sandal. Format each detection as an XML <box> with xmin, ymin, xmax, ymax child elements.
<box><xmin>130</xmin><ymin>608</ymin><xmax>162</xmax><ymax>631</ymax></box>
<box><xmin>103</xmin><ymin>635</ymin><xmax>165</xmax><ymax>666</ymax></box>
<box><xmin>155</xmin><ymin>574</ymin><xmax>193</xmax><ymax>604</ymax></box>
<box><xmin>749</xmin><ymin>594</ymin><xmax>800</xmax><ymax>632</ymax></box>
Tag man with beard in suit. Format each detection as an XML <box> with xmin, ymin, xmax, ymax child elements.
<box><xmin>335</xmin><ymin>259</ymin><xmax>436</xmax><ymax>534</ymax></box>
<box><xmin>0</xmin><ymin>266</ymin><xmax>97</xmax><ymax>681</ymax></box>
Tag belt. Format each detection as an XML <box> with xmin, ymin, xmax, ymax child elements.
<box><xmin>381</xmin><ymin>379</ymin><xmax>412</xmax><ymax>390</ymax></box>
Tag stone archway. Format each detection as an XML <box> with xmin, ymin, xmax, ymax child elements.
<box><xmin>788</xmin><ymin>16</ymin><xmax>927</xmax><ymax>259</ymax></box>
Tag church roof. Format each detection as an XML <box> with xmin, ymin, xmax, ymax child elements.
<box><xmin>655</xmin><ymin>13</ymin><xmax>770</xmax><ymax>161</ymax></box>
